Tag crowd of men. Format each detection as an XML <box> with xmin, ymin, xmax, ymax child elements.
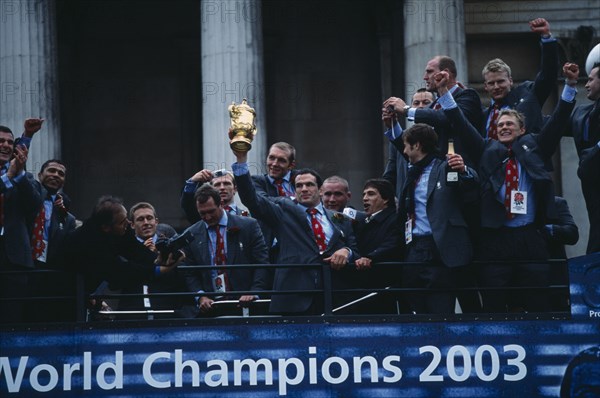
<box><xmin>1</xmin><ymin>18</ymin><xmax>598</xmax><ymax>323</ymax></box>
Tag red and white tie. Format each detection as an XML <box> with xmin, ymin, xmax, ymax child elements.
<box><xmin>274</xmin><ymin>178</ymin><xmax>287</xmax><ymax>197</ymax></box>
<box><xmin>307</xmin><ymin>208</ymin><xmax>327</xmax><ymax>252</ymax></box>
<box><xmin>31</xmin><ymin>204</ymin><xmax>46</xmax><ymax>260</ymax></box>
<box><xmin>504</xmin><ymin>148</ymin><xmax>519</xmax><ymax>219</ymax></box>
<box><xmin>214</xmin><ymin>225</ymin><xmax>230</xmax><ymax>290</ymax></box>
<box><xmin>487</xmin><ymin>103</ymin><xmax>501</xmax><ymax>140</ymax></box>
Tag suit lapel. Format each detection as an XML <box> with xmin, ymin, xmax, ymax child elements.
<box><xmin>226</xmin><ymin>217</ymin><xmax>239</xmax><ymax>264</ymax></box>
<box><xmin>324</xmin><ymin>209</ymin><xmax>342</xmax><ymax>247</ymax></box>
<box><xmin>426</xmin><ymin>159</ymin><xmax>440</xmax><ymax>201</ymax></box>
<box><xmin>294</xmin><ymin>205</ymin><xmax>315</xmax><ymax>237</ymax></box>
<box><xmin>197</xmin><ymin>227</ymin><xmax>212</xmax><ymax>265</ymax></box>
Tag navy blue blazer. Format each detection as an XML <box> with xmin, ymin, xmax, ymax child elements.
<box><xmin>384</xmin><ymin>86</ymin><xmax>482</xmax><ymax>200</ymax></box>
<box><xmin>398</xmin><ymin>158</ymin><xmax>478</xmax><ymax>268</ymax></box>
<box><xmin>445</xmin><ymin>97</ymin><xmax>575</xmax><ymax>228</ymax></box>
<box><xmin>577</xmin><ymin>144</ymin><xmax>600</xmax><ymax>254</ymax></box>
<box><xmin>414</xmin><ymin>86</ymin><xmax>483</xmax><ymax>165</ymax></box>
<box><xmin>30</xmin><ymin>181</ymin><xmax>77</xmax><ymax>267</ymax></box>
<box><xmin>1</xmin><ymin>172</ymin><xmax>42</xmax><ymax>268</ymax></box>
<box><xmin>482</xmin><ymin>40</ymin><xmax>559</xmax><ymax>137</ymax></box>
<box><xmin>181</xmin><ymin>213</ymin><xmax>269</xmax><ymax>295</ymax></box>
<box><xmin>567</xmin><ymin>102</ymin><xmax>599</xmax><ymax>155</ymax></box>
<box><xmin>236</xmin><ymin>171</ymin><xmax>358</xmax><ymax>313</ymax></box>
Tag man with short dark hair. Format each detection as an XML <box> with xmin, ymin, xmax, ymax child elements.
<box><xmin>348</xmin><ymin>178</ymin><xmax>401</xmax><ymax>314</ymax></box>
<box><xmin>233</xmin><ymin>147</ymin><xmax>358</xmax><ymax>315</ymax></box>
<box><xmin>398</xmin><ymin>123</ymin><xmax>478</xmax><ymax>314</ymax></box>
<box><xmin>30</xmin><ymin>159</ymin><xmax>77</xmax><ymax>266</ymax></box>
<box><xmin>411</xmin><ymin>88</ymin><xmax>434</xmax><ymax>109</ymax></box>
<box><xmin>181</xmin><ymin>184</ymin><xmax>269</xmax><ymax>315</ymax></box>
<box><xmin>354</xmin><ymin>178</ymin><xmax>400</xmax><ymax>268</ymax></box>
<box><xmin>181</xmin><ymin>169</ymin><xmax>245</xmax><ymax>224</ymax></box>
<box><xmin>26</xmin><ymin>159</ymin><xmax>78</xmax><ymax>322</ymax></box>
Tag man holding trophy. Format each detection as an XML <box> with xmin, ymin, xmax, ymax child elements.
<box><xmin>228</xmin><ymin>99</ymin><xmax>359</xmax><ymax>315</ymax></box>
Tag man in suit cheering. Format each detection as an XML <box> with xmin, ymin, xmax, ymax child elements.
<box><xmin>482</xmin><ymin>18</ymin><xmax>558</xmax><ymax>139</ymax></box>
<box><xmin>435</xmin><ymin>63</ymin><xmax>579</xmax><ymax>312</ymax></box>
<box><xmin>399</xmin><ymin>124</ymin><xmax>478</xmax><ymax>314</ymax></box>
<box><xmin>232</xmin><ymin>147</ymin><xmax>358</xmax><ymax>315</ymax></box>
<box><xmin>383</xmin><ymin>55</ymin><xmax>483</xmax><ymax>162</ymax></box>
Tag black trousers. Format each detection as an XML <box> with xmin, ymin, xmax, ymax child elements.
<box><xmin>402</xmin><ymin>235</ymin><xmax>456</xmax><ymax>314</ymax></box>
<box><xmin>0</xmin><ymin>237</ymin><xmax>30</xmax><ymax>324</ymax></box>
<box><xmin>477</xmin><ymin>224</ymin><xmax>550</xmax><ymax>313</ymax></box>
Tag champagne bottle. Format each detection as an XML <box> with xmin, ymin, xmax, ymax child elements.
<box><xmin>446</xmin><ymin>139</ymin><xmax>459</xmax><ymax>186</ymax></box>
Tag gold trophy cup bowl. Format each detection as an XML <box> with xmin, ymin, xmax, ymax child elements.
<box><xmin>228</xmin><ymin>99</ymin><xmax>257</xmax><ymax>153</ymax></box>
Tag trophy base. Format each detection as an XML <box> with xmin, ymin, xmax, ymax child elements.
<box><xmin>230</xmin><ymin>138</ymin><xmax>252</xmax><ymax>153</ymax></box>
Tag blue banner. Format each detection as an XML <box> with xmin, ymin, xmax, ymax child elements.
<box><xmin>1</xmin><ymin>254</ymin><xmax>599</xmax><ymax>397</ymax></box>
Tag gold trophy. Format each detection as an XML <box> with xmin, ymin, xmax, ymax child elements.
<box><xmin>228</xmin><ymin>98</ymin><xmax>257</xmax><ymax>152</ymax></box>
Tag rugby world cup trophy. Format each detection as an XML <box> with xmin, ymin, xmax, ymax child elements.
<box><xmin>228</xmin><ymin>99</ymin><xmax>257</xmax><ymax>152</ymax></box>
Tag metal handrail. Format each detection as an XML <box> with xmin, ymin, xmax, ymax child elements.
<box><xmin>0</xmin><ymin>259</ymin><xmax>572</xmax><ymax>324</ymax></box>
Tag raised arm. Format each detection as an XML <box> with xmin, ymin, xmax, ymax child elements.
<box><xmin>529</xmin><ymin>18</ymin><xmax>559</xmax><ymax>106</ymax></box>
<box><xmin>232</xmin><ymin>150</ymin><xmax>283</xmax><ymax>228</ymax></box>
<box><xmin>433</xmin><ymin>71</ymin><xmax>486</xmax><ymax>164</ymax></box>
<box><xmin>537</xmin><ymin>63</ymin><xmax>578</xmax><ymax>158</ymax></box>
<box><xmin>180</xmin><ymin>169</ymin><xmax>215</xmax><ymax>224</ymax></box>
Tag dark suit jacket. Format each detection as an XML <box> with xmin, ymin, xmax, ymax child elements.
<box><xmin>482</xmin><ymin>40</ymin><xmax>558</xmax><ymax>137</ymax></box>
<box><xmin>1</xmin><ymin>172</ymin><xmax>42</xmax><ymax>268</ymax></box>
<box><xmin>577</xmin><ymin>144</ymin><xmax>600</xmax><ymax>253</ymax></box>
<box><xmin>63</xmin><ymin>224</ymin><xmax>158</xmax><ymax>295</ymax></box>
<box><xmin>252</xmin><ymin>173</ymin><xmax>297</xmax><ymax>197</ymax></box>
<box><xmin>30</xmin><ymin>182</ymin><xmax>77</xmax><ymax>267</ymax></box>
<box><xmin>383</xmin><ymin>87</ymin><xmax>482</xmax><ymax>199</ymax></box>
<box><xmin>382</xmin><ymin>143</ymin><xmax>408</xmax><ymax>202</ymax></box>
<box><xmin>565</xmin><ymin>101</ymin><xmax>600</xmax><ymax>254</ymax></box>
<box><xmin>236</xmin><ymin>171</ymin><xmax>358</xmax><ymax>313</ymax></box>
<box><xmin>415</xmin><ymin>86</ymin><xmax>483</xmax><ymax>164</ymax></box>
<box><xmin>445</xmin><ymin>97</ymin><xmax>575</xmax><ymax>228</ymax></box>
<box><xmin>543</xmin><ymin>197</ymin><xmax>579</xmax><ymax>258</ymax></box>
<box><xmin>399</xmin><ymin>158</ymin><xmax>477</xmax><ymax>267</ymax></box>
<box><xmin>566</xmin><ymin>102</ymin><xmax>597</xmax><ymax>155</ymax></box>
<box><xmin>352</xmin><ymin>206</ymin><xmax>402</xmax><ymax>291</ymax></box>
<box><xmin>181</xmin><ymin>213</ymin><xmax>269</xmax><ymax>297</ymax></box>
<box><xmin>118</xmin><ymin>234</ymin><xmax>192</xmax><ymax>315</ymax></box>
<box><xmin>180</xmin><ymin>185</ymin><xmax>200</xmax><ymax>224</ymax></box>
<box><xmin>353</xmin><ymin>207</ymin><xmax>401</xmax><ymax>263</ymax></box>
<box><xmin>252</xmin><ymin>172</ymin><xmax>298</xmax><ymax>259</ymax></box>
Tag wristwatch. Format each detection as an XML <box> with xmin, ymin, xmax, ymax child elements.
<box><xmin>403</xmin><ymin>105</ymin><xmax>410</xmax><ymax>115</ymax></box>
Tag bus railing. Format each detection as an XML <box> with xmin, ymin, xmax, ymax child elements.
<box><xmin>0</xmin><ymin>259</ymin><xmax>570</xmax><ymax>326</ymax></box>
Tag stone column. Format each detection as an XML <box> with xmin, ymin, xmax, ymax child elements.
<box><xmin>0</xmin><ymin>0</ymin><xmax>61</xmax><ymax>173</ymax></box>
<box><xmin>404</xmin><ymin>0</ymin><xmax>468</xmax><ymax>96</ymax></box>
<box><xmin>200</xmin><ymin>0</ymin><xmax>266</xmax><ymax>174</ymax></box>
